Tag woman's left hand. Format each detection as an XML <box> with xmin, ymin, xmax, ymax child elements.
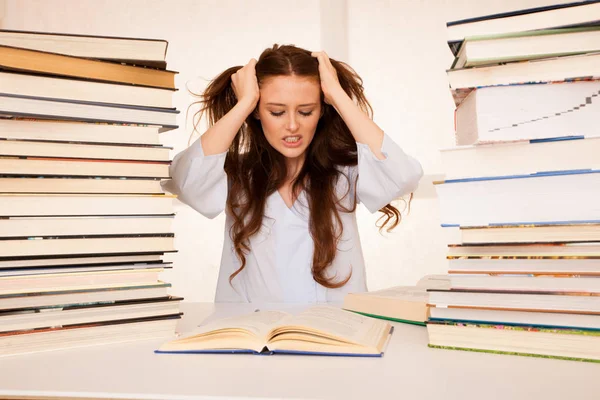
<box><xmin>311</xmin><ymin>51</ymin><xmax>345</xmax><ymax>105</ymax></box>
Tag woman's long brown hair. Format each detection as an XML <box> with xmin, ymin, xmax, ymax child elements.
<box><xmin>191</xmin><ymin>44</ymin><xmax>405</xmax><ymax>288</ymax></box>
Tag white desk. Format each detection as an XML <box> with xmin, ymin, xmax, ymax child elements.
<box><xmin>0</xmin><ymin>302</ymin><xmax>598</xmax><ymax>400</ymax></box>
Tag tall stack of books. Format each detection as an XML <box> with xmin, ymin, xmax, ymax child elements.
<box><xmin>427</xmin><ymin>1</ymin><xmax>600</xmax><ymax>362</ymax></box>
<box><xmin>0</xmin><ymin>30</ymin><xmax>183</xmax><ymax>356</ymax></box>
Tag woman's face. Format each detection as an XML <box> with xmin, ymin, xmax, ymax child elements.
<box><xmin>257</xmin><ymin>75</ymin><xmax>322</xmax><ymax>163</ymax></box>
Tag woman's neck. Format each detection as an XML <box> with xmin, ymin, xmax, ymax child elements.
<box><xmin>285</xmin><ymin>154</ymin><xmax>306</xmax><ymax>182</ymax></box>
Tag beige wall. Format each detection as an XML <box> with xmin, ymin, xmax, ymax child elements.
<box><xmin>1</xmin><ymin>0</ymin><xmax>569</xmax><ymax>301</ymax></box>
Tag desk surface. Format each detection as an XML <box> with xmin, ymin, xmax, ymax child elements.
<box><xmin>0</xmin><ymin>302</ymin><xmax>598</xmax><ymax>400</ymax></box>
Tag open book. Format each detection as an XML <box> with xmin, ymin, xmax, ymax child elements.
<box><xmin>155</xmin><ymin>305</ymin><xmax>393</xmax><ymax>357</ymax></box>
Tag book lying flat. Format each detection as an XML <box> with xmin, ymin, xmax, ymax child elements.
<box><xmin>0</xmin><ymin>176</ymin><xmax>164</xmax><ymax>194</ymax></box>
<box><xmin>0</xmin><ymin>71</ymin><xmax>174</xmax><ymax>109</ymax></box>
<box><xmin>0</xmin><ymin>45</ymin><xmax>176</xmax><ymax>89</ymax></box>
<box><xmin>0</xmin><ymin>29</ymin><xmax>168</xmax><ymax>68</ymax></box>
<box><xmin>0</xmin><ymin>139</ymin><xmax>171</xmax><ymax>162</ymax></box>
<box><xmin>446</xmin><ymin>1</ymin><xmax>600</xmax><ymax>50</ymax></box>
<box><xmin>0</xmin><ymin>119</ymin><xmax>163</xmax><ymax>145</ymax></box>
<box><xmin>342</xmin><ymin>275</ymin><xmax>450</xmax><ymax>326</ymax></box>
<box><xmin>156</xmin><ymin>305</ymin><xmax>393</xmax><ymax>357</ymax></box>
<box><xmin>435</xmin><ymin>169</ymin><xmax>600</xmax><ymax>226</ymax></box>
<box><xmin>427</xmin><ymin>320</ymin><xmax>600</xmax><ymax>363</ymax></box>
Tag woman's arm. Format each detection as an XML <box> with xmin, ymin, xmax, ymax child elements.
<box><xmin>201</xmin><ymin>58</ymin><xmax>260</xmax><ymax>155</ymax></box>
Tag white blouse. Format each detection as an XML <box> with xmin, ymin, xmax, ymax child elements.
<box><xmin>161</xmin><ymin>133</ymin><xmax>423</xmax><ymax>303</ymax></box>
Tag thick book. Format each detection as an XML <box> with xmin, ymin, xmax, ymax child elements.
<box><xmin>447</xmin><ymin>52</ymin><xmax>600</xmax><ymax>90</ymax></box>
<box><xmin>0</xmin><ymin>138</ymin><xmax>171</xmax><ymax>162</ymax></box>
<box><xmin>0</xmin><ymin>261</ymin><xmax>170</xmax><ymax>277</ymax></box>
<box><xmin>0</xmin><ymin>156</ymin><xmax>170</xmax><ymax>178</ymax></box>
<box><xmin>427</xmin><ymin>288</ymin><xmax>600</xmax><ymax>314</ymax></box>
<box><xmin>0</xmin><ymin>29</ymin><xmax>169</xmax><ymax>69</ymax></box>
<box><xmin>0</xmin><ymin>215</ymin><xmax>174</xmax><ymax>237</ymax></box>
<box><xmin>447</xmin><ymin>272</ymin><xmax>600</xmax><ymax>293</ymax></box>
<box><xmin>0</xmin><ymin>119</ymin><xmax>163</xmax><ymax>145</ymax></box>
<box><xmin>452</xmin><ymin>81</ymin><xmax>600</xmax><ymax>141</ymax></box>
<box><xmin>0</xmin><ymin>253</ymin><xmax>164</xmax><ymax>269</ymax></box>
<box><xmin>0</xmin><ymin>193</ymin><xmax>175</xmax><ymax>216</ymax></box>
<box><xmin>0</xmin><ymin>71</ymin><xmax>175</xmax><ymax>109</ymax></box>
<box><xmin>342</xmin><ymin>275</ymin><xmax>450</xmax><ymax>326</ymax></box>
<box><xmin>427</xmin><ymin>320</ymin><xmax>600</xmax><ymax>363</ymax></box>
<box><xmin>0</xmin><ymin>157</ymin><xmax>170</xmax><ymax>178</ymax></box>
<box><xmin>0</xmin><ymin>234</ymin><xmax>176</xmax><ymax>258</ymax></box>
<box><xmin>448</xmin><ymin>256</ymin><xmax>600</xmax><ymax>275</ymax></box>
<box><xmin>0</xmin><ymin>266</ymin><xmax>166</xmax><ymax>294</ymax></box>
<box><xmin>458</xmin><ymin>222</ymin><xmax>600</xmax><ymax>244</ymax></box>
<box><xmin>429</xmin><ymin>307</ymin><xmax>600</xmax><ymax>330</ymax></box>
<box><xmin>0</xmin><ymin>45</ymin><xmax>177</xmax><ymax>89</ymax></box>
<box><xmin>0</xmin><ymin>94</ymin><xmax>179</xmax><ymax>130</ymax></box>
<box><xmin>435</xmin><ymin>170</ymin><xmax>600</xmax><ymax>226</ymax></box>
<box><xmin>446</xmin><ymin>1</ymin><xmax>600</xmax><ymax>51</ymax></box>
<box><xmin>0</xmin><ymin>281</ymin><xmax>171</xmax><ymax>310</ymax></box>
<box><xmin>156</xmin><ymin>306</ymin><xmax>393</xmax><ymax>357</ymax></box>
<box><xmin>0</xmin><ymin>314</ymin><xmax>181</xmax><ymax>357</ymax></box>
<box><xmin>441</xmin><ymin>137</ymin><xmax>600</xmax><ymax>179</ymax></box>
<box><xmin>0</xmin><ymin>176</ymin><xmax>163</xmax><ymax>194</ymax></box>
<box><xmin>448</xmin><ymin>242</ymin><xmax>600</xmax><ymax>258</ymax></box>
<box><xmin>452</xmin><ymin>26</ymin><xmax>600</xmax><ymax>69</ymax></box>
<box><xmin>0</xmin><ymin>295</ymin><xmax>183</xmax><ymax>333</ymax></box>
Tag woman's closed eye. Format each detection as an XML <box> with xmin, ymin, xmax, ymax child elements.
<box><xmin>269</xmin><ymin>111</ymin><xmax>313</xmax><ymax>117</ymax></box>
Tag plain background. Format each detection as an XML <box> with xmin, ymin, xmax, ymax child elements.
<box><xmin>0</xmin><ymin>0</ymin><xmax>570</xmax><ymax>301</ymax></box>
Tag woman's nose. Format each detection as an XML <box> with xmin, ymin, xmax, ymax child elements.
<box><xmin>286</xmin><ymin>114</ymin><xmax>299</xmax><ymax>132</ymax></box>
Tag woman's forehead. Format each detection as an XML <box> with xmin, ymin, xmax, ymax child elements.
<box><xmin>260</xmin><ymin>75</ymin><xmax>320</xmax><ymax>105</ymax></box>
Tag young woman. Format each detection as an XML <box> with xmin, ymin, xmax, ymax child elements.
<box><xmin>162</xmin><ymin>44</ymin><xmax>423</xmax><ymax>303</ymax></box>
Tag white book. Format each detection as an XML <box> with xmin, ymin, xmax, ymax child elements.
<box><xmin>428</xmin><ymin>289</ymin><xmax>600</xmax><ymax>313</ymax></box>
<box><xmin>447</xmin><ymin>52</ymin><xmax>600</xmax><ymax>90</ymax></box>
<box><xmin>0</xmin><ymin>317</ymin><xmax>179</xmax><ymax>357</ymax></box>
<box><xmin>448</xmin><ymin>258</ymin><xmax>600</xmax><ymax>275</ymax></box>
<box><xmin>453</xmin><ymin>27</ymin><xmax>600</xmax><ymax>69</ymax></box>
<box><xmin>0</xmin><ymin>177</ymin><xmax>163</xmax><ymax>194</ymax></box>
<box><xmin>0</xmin><ymin>71</ymin><xmax>173</xmax><ymax>109</ymax></box>
<box><xmin>0</xmin><ymin>94</ymin><xmax>178</xmax><ymax>129</ymax></box>
<box><xmin>0</xmin><ymin>158</ymin><xmax>169</xmax><ymax>178</ymax></box>
<box><xmin>448</xmin><ymin>274</ymin><xmax>600</xmax><ymax>293</ymax></box>
<box><xmin>446</xmin><ymin>1</ymin><xmax>600</xmax><ymax>43</ymax></box>
<box><xmin>0</xmin><ymin>282</ymin><xmax>170</xmax><ymax>309</ymax></box>
<box><xmin>0</xmin><ymin>194</ymin><xmax>174</xmax><ymax>216</ymax></box>
<box><xmin>441</xmin><ymin>137</ymin><xmax>600</xmax><ymax>179</ymax></box>
<box><xmin>453</xmin><ymin>82</ymin><xmax>600</xmax><ymax>143</ymax></box>
<box><xmin>0</xmin><ymin>254</ymin><xmax>163</xmax><ymax>269</ymax></box>
<box><xmin>0</xmin><ymin>236</ymin><xmax>175</xmax><ymax>258</ymax></box>
<box><xmin>458</xmin><ymin>222</ymin><xmax>600</xmax><ymax>244</ymax></box>
<box><xmin>0</xmin><ymin>139</ymin><xmax>170</xmax><ymax>161</ymax></box>
<box><xmin>435</xmin><ymin>170</ymin><xmax>600</xmax><ymax>226</ymax></box>
<box><xmin>0</xmin><ymin>216</ymin><xmax>174</xmax><ymax>237</ymax></box>
<box><xmin>0</xmin><ymin>119</ymin><xmax>162</xmax><ymax>145</ymax></box>
<box><xmin>0</xmin><ymin>298</ymin><xmax>181</xmax><ymax>333</ymax></box>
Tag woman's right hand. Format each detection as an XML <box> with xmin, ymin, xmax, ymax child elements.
<box><xmin>231</xmin><ymin>58</ymin><xmax>260</xmax><ymax>110</ymax></box>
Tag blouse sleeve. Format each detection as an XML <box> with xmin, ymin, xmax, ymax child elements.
<box><xmin>160</xmin><ymin>138</ymin><xmax>228</xmax><ymax>219</ymax></box>
<box><xmin>355</xmin><ymin>132</ymin><xmax>423</xmax><ymax>214</ymax></box>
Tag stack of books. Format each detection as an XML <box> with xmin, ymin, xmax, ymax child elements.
<box><xmin>427</xmin><ymin>1</ymin><xmax>600</xmax><ymax>363</ymax></box>
<box><xmin>0</xmin><ymin>30</ymin><xmax>183</xmax><ymax>356</ymax></box>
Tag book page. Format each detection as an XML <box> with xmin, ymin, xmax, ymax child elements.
<box><xmin>193</xmin><ymin>310</ymin><xmax>292</xmax><ymax>339</ymax></box>
<box><xmin>270</xmin><ymin>306</ymin><xmax>390</xmax><ymax>348</ymax></box>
